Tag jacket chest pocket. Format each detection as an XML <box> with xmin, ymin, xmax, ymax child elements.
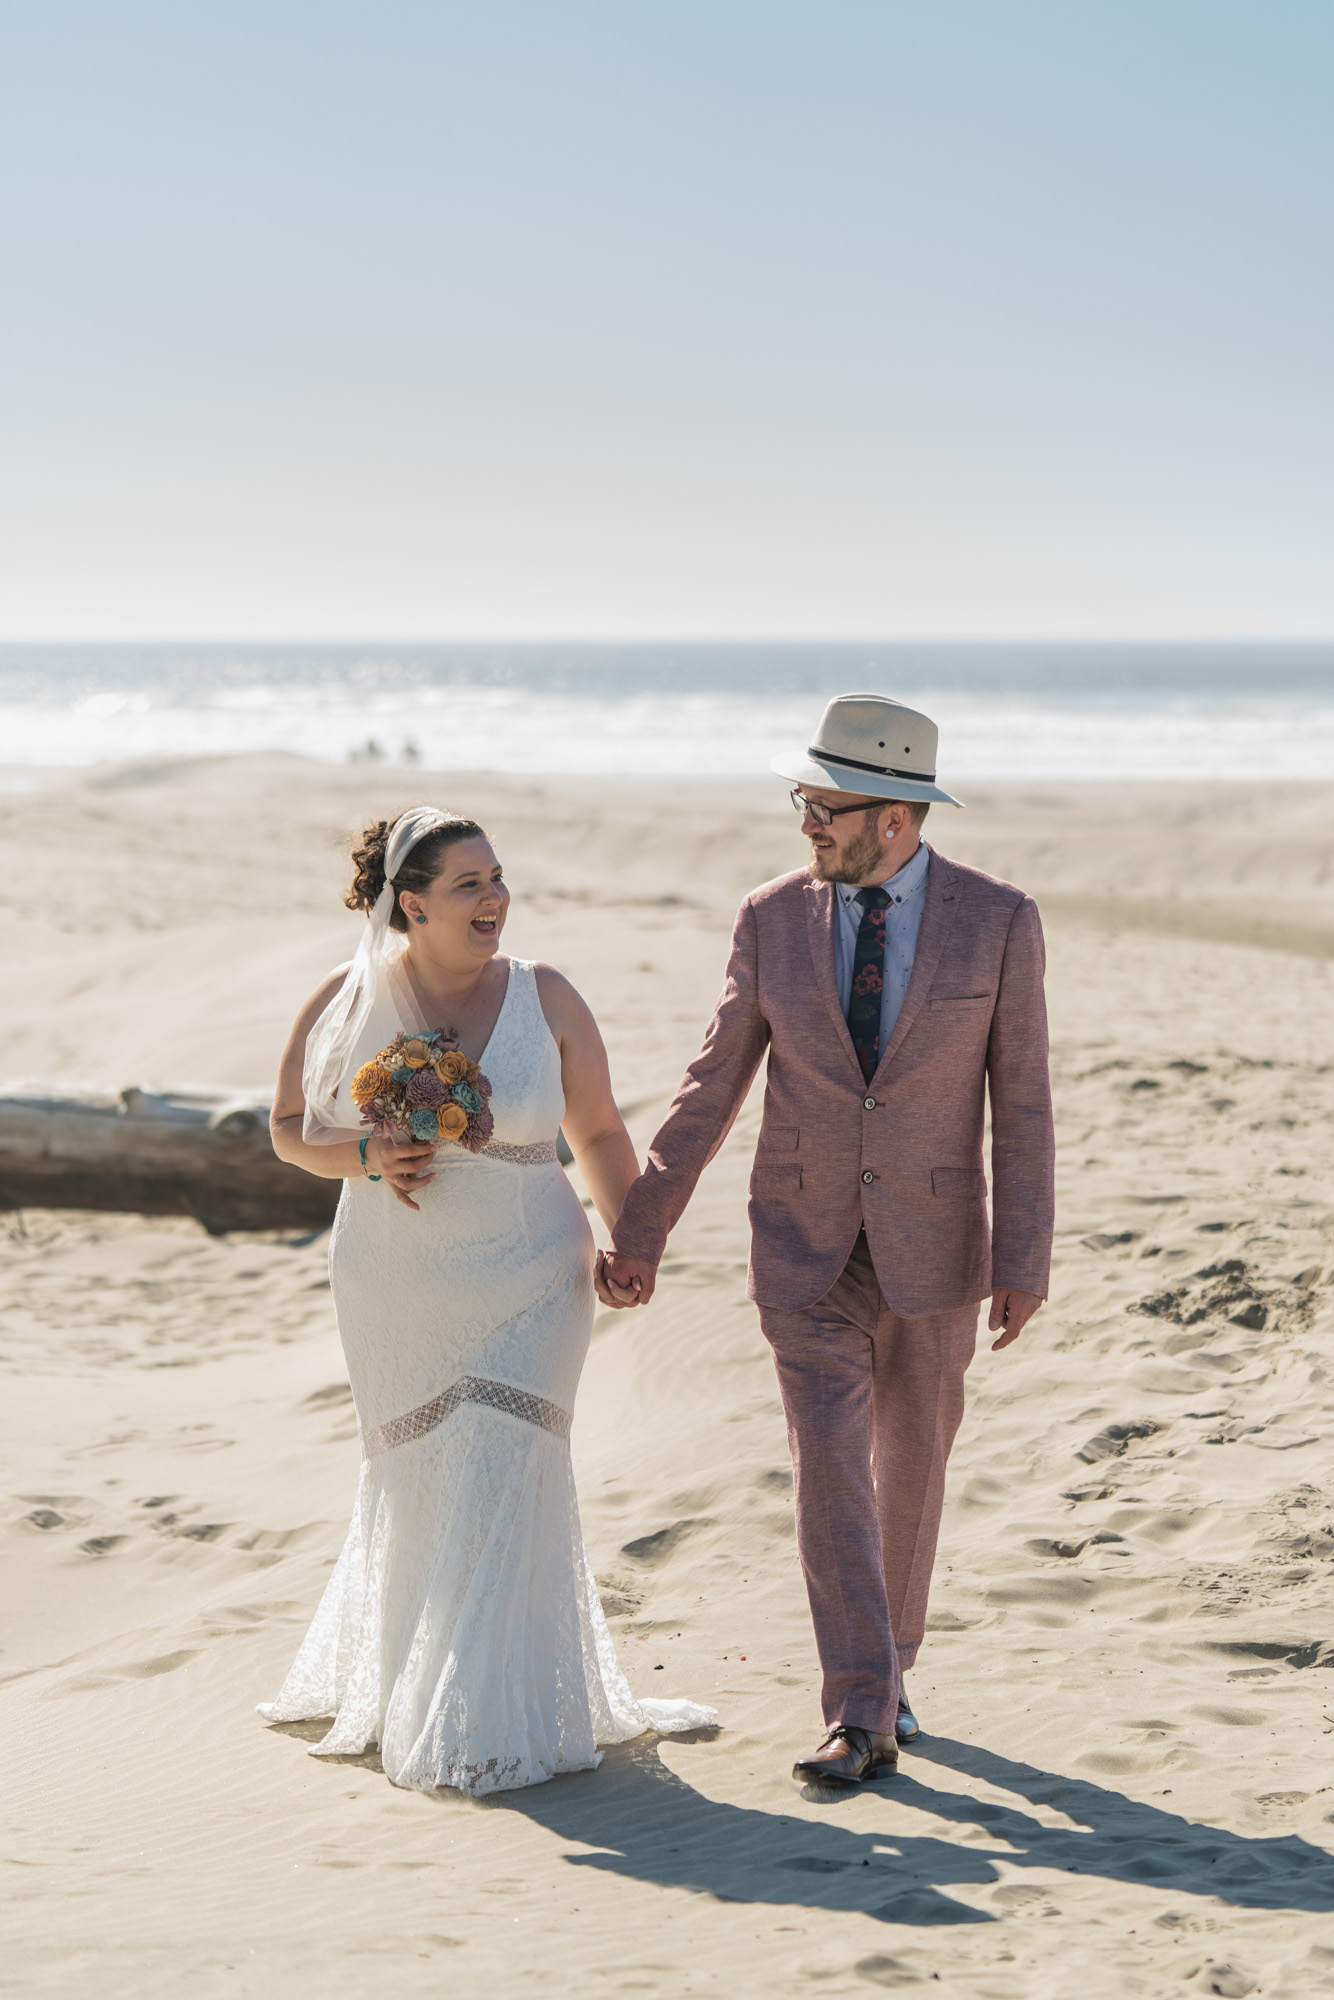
<box><xmin>929</xmin><ymin>995</ymin><xmax>992</xmax><ymax>1014</ymax></box>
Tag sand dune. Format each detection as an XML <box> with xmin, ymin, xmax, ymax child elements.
<box><xmin>4</xmin><ymin>758</ymin><xmax>1334</xmax><ymax>1997</ymax></box>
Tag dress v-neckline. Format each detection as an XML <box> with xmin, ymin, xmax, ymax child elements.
<box><xmin>397</xmin><ymin>955</ymin><xmax>514</xmax><ymax>1071</ymax></box>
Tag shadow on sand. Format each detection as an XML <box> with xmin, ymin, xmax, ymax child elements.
<box><xmin>479</xmin><ymin>1729</ymin><xmax>1334</xmax><ymax>1928</ymax></box>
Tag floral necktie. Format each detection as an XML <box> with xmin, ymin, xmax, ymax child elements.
<box><xmin>848</xmin><ymin>886</ymin><xmax>890</xmax><ymax>1083</ymax></box>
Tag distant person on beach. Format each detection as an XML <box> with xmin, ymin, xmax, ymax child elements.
<box><xmin>596</xmin><ymin>694</ymin><xmax>1055</xmax><ymax>1786</ymax></box>
<box><xmin>261</xmin><ymin>808</ymin><xmax>713</xmax><ymax>1794</ymax></box>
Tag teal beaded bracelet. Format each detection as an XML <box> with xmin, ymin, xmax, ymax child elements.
<box><xmin>359</xmin><ymin>1134</ymin><xmax>382</xmax><ymax>1182</ymax></box>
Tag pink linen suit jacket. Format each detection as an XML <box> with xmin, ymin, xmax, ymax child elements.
<box><xmin>611</xmin><ymin>847</ymin><xmax>1055</xmax><ymax>1316</ymax></box>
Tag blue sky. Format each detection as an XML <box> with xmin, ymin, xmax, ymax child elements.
<box><xmin>1</xmin><ymin>1</ymin><xmax>1330</xmax><ymax>639</ymax></box>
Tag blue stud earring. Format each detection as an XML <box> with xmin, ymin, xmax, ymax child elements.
<box><xmin>414</xmin><ymin>913</ymin><xmax>427</xmax><ymax>925</ymax></box>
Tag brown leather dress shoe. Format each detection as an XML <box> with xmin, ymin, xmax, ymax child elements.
<box><xmin>791</xmin><ymin>1724</ymin><xmax>899</xmax><ymax>1786</ymax></box>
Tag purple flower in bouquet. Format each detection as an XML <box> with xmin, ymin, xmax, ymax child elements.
<box><xmin>460</xmin><ymin>1104</ymin><xmax>494</xmax><ymax>1153</ymax></box>
<box><xmin>477</xmin><ymin>1072</ymin><xmax>493</xmax><ymax>1101</ymax></box>
<box><xmin>407</xmin><ymin>1068</ymin><xmax>448</xmax><ymax>1109</ymax></box>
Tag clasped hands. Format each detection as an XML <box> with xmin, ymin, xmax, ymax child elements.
<box><xmin>594</xmin><ymin>1251</ymin><xmax>657</xmax><ymax>1309</ymax></box>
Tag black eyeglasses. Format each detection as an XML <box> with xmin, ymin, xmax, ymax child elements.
<box><xmin>790</xmin><ymin>788</ymin><xmax>883</xmax><ymax>828</ymax></box>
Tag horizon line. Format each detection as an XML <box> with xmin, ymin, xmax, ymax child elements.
<box><xmin>2</xmin><ymin>634</ymin><xmax>1333</xmax><ymax>651</ymax></box>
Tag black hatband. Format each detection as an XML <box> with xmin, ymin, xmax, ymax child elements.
<box><xmin>810</xmin><ymin>746</ymin><xmax>936</xmax><ymax>784</ymax></box>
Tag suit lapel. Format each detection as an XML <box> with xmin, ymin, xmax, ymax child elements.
<box><xmin>805</xmin><ymin>878</ymin><xmax>863</xmax><ymax>1080</ymax></box>
<box><xmin>872</xmin><ymin>847</ymin><xmax>960</xmax><ymax>1080</ymax></box>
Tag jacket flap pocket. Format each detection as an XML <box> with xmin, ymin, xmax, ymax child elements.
<box><xmin>757</xmin><ymin>1127</ymin><xmax>800</xmax><ymax>1153</ymax></box>
<box><xmin>931</xmin><ymin>1167</ymin><xmax>986</xmax><ymax>1198</ymax></box>
<box><xmin>752</xmin><ymin>1163</ymin><xmax>803</xmax><ymax>1189</ymax></box>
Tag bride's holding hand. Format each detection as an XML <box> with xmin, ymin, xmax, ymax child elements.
<box><xmin>261</xmin><ymin>807</ymin><xmax>711</xmax><ymax>1797</ymax></box>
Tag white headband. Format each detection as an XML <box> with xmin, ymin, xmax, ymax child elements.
<box><xmin>378</xmin><ymin>805</ymin><xmax>452</xmax><ymax>919</ymax></box>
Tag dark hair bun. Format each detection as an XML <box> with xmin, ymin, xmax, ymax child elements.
<box><xmin>345</xmin><ymin>819</ymin><xmax>392</xmax><ymax>915</ymax></box>
<box><xmin>344</xmin><ymin>812</ymin><xmax>488</xmax><ymax>931</ymax></box>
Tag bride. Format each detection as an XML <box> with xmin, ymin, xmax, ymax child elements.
<box><xmin>260</xmin><ymin>805</ymin><xmax>712</xmax><ymax>1795</ymax></box>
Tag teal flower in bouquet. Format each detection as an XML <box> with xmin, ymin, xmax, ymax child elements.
<box><xmin>451</xmin><ymin>1081</ymin><xmax>484</xmax><ymax>1114</ymax></box>
<box><xmin>408</xmin><ymin>1108</ymin><xmax>440</xmax><ymax>1141</ymax></box>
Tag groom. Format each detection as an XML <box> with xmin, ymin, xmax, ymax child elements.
<box><xmin>595</xmin><ymin>693</ymin><xmax>1054</xmax><ymax>1785</ymax></box>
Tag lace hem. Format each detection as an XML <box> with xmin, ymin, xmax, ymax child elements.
<box><xmin>361</xmin><ymin>1373</ymin><xmax>572</xmax><ymax>1456</ymax></box>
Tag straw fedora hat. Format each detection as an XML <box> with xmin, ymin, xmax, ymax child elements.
<box><xmin>771</xmin><ymin>693</ymin><xmax>963</xmax><ymax>807</ymax></box>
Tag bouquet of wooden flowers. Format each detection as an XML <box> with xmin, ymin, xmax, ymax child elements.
<box><xmin>350</xmin><ymin>1029</ymin><xmax>494</xmax><ymax>1152</ymax></box>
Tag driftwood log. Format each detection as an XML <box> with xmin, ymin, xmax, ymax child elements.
<box><xmin>0</xmin><ymin>1085</ymin><xmax>340</xmax><ymax>1235</ymax></box>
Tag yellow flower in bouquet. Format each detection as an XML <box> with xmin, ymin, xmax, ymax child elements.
<box><xmin>437</xmin><ymin>1101</ymin><xmax>469</xmax><ymax>1140</ymax></box>
<box><xmin>401</xmin><ymin>1038</ymin><xmax>432</xmax><ymax>1069</ymax></box>
<box><xmin>351</xmin><ymin>1060</ymin><xmax>393</xmax><ymax>1106</ymax></box>
<box><xmin>435</xmin><ymin>1050</ymin><xmax>469</xmax><ymax>1085</ymax></box>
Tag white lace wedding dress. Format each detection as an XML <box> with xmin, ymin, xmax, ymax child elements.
<box><xmin>259</xmin><ymin>956</ymin><xmax>713</xmax><ymax>1795</ymax></box>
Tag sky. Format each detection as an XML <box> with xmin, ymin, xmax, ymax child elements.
<box><xmin>0</xmin><ymin>1</ymin><xmax>1330</xmax><ymax>642</ymax></box>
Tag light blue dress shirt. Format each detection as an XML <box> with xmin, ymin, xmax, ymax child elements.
<box><xmin>833</xmin><ymin>839</ymin><xmax>931</xmax><ymax>1051</ymax></box>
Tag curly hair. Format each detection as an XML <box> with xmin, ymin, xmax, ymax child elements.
<box><xmin>345</xmin><ymin>813</ymin><xmax>489</xmax><ymax>932</ymax></box>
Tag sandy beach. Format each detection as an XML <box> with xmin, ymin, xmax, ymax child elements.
<box><xmin>4</xmin><ymin>756</ymin><xmax>1334</xmax><ymax>1998</ymax></box>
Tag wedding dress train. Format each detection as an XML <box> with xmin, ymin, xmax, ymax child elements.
<box><xmin>260</xmin><ymin>957</ymin><xmax>712</xmax><ymax>1795</ymax></box>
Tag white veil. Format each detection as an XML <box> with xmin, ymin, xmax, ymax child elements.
<box><xmin>301</xmin><ymin>806</ymin><xmax>448</xmax><ymax>1145</ymax></box>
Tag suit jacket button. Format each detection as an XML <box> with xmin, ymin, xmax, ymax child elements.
<box><xmin>862</xmin><ymin>1170</ymin><xmax>875</xmax><ymax>1184</ymax></box>
<box><xmin>863</xmin><ymin>1096</ymin><xmax>876</xmax><ymax>1110</ymax></box>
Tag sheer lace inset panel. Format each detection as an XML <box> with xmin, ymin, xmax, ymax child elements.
<box><xmin>362</xmin><ymin>1373</ymin><xmax>572</xmax><ymax>1456</ymax></box>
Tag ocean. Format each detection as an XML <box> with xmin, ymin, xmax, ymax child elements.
<box><xmin>0</xmin><ymin>643</ymin><xmax>1331</xmax><ymax>785</ymax></box>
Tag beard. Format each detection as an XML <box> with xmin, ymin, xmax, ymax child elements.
<box><xmin>808</xmin><ymin>813</ymin><xmax>885</xmax><ymax>885</ymax></box>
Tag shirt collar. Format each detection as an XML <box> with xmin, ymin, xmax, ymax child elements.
<box><xmin>836</xmin><ymin>839</ymin><xmax>930</xmax><ymax>910</ymax></box>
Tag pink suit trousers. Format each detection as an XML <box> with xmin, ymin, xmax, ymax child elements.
<box><xmin>760</xmin><ymin>1233</ymin><xmax>979</xmax><ymax>1734</ymax></box>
